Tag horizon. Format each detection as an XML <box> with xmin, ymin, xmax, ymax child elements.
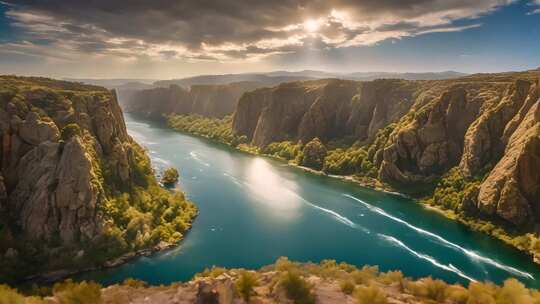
<box><xmin>1</xmin><ymin>0</ymin><xmax>539</xmax><ymax>79</ymax></box>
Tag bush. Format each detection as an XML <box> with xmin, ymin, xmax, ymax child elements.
<box><xmin>279</xmin><ymin>271</ymin><xmax>316</xmax><ymax>304</ymax></box>
<box><xmin>299</xmin><ymin>138</ymin><xmax>327</xmax><ymax>170</ymax></box>
<box><xmin>466</xmin><ymin>282</ymin><xmax>497</xmax><ymax>304</ymax></box>
<box><xmin>123</xmin><ymin>278</ymin><xmax>147</xmax><ymax>288</ymax></box>
<box><xmin>235</xmin><ymin>271</ymin><xmax>259</xmax><ymax>301</ymax></box>
<box><xmin>161</xmin><ymin>167</ymin><xmax>179</xmax><ymax>186</ymax></box>
<box><xmin>0</xmin><ymin>284</ymin><xmax>25</xmax><ymax>304</ymax></box>
<box><xmin>339</xmin><ymin>280</ymin><xmax>355</xmax><ymax>295</ymax></box>
<box><xmin>405</xmin><ymin>277</ymin><xmax>447</xmax><ymax>302</ymax></box>
<box><xmin>495</xmin><ymin>279</ymin><xmax>533</xmax><ymax>304</ymax></box>
<box><xmin>53</xmin><ymin>279</ymin><xmax>102</xmax><ymax>304</ymax></box>
<box><xmin>354</xmin><ymin>285</ymin><xmax>388</xmax><ymax>304</ymax></box>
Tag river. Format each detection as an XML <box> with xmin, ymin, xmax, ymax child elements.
<box><xmin>80</xmin><ymin>113</ymin><xmax>540</xmax><ymax>288</ymax></box>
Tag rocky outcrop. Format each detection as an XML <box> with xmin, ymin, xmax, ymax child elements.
<box><xmin>0</xmin><ymin>76</ymin><xmax>196</xmax><ymax>281</ymax></box>
<box><xmin>123</xmin><ymin>82</ymin><xmax>263</xmax><ymax>119</ymax></box>
<box><xmin>379</xmin><ymin>87</ymin><xmax>482</xmax><ymax>185</ymax></box>
<box><xmin>475</xmin><ymin>85</ymin><xmax>540</xmax><ymax>225</ymax></box>
<box><xmin>232</xmin><ymin>79</ymin><xmax>421</xmax><ymax>147</ymax></box>
<box><xmin>460</xmin><ymin>80</ymin><xmax>532</xmax><ymax>177</ymax></box>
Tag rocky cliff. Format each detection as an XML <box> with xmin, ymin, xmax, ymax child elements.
<box><xmin>123</xmin><ymin>81</ymin><xmax>263</xmax><ymax>119</ymax></box>
<box><xmin>231</xmin><ymin>69</ymin><xmax>540</xmax><ymax>230</ymax></box>
<box><xmin>0</xmin><ymin>76</ymin><xmax>196</xmax><ymax>283</ymax></box>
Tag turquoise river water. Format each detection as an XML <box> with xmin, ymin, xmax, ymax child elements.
<box><xmin>80</xmin><ymin>113</ymin><xmax>540</xmax><ymax>288</ymax></box>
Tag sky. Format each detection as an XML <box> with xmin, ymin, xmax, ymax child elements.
<box><xmin>0</xmin><ymin>0</ymin><xmax>539</xmax><ymax>79</ymax></box>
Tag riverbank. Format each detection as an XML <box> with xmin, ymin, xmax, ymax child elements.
<box><xmin>163</xmin><ymin>115</ymin><xmax>540</xmax><ymax>266</ymax></box>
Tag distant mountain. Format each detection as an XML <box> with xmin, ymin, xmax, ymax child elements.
<box><xmin>346</xmin><ymin>71</ymin><xmax>468</xmax><ymax>81</ymax></box>
<box><xmin>154</xmin><ymin>74</ymin><xmax>315</xmax><ymax>88</ymax></box>
<box><xmin>64</xmin><ymin>78</ymin><xmax>157</xmax><ymax>89</ymax></box>
<box><xmin>154</xmin><ymin>70</ymin><xmax>467</xmax><ymax>88</ymax></box>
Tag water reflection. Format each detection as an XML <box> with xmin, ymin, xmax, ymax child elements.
<box><xmin>244</xmin><ymin>158</ymin><xmax>302</xmax><ymax>216</ymax></box>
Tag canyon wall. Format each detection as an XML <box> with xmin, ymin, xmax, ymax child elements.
<box><xmin>123</xmin><ymin>81</ymin><xmax>264</xmax><ymax>119</ymax></box>
<box><xmin>231</xmin><ymin>70</ymin><xmax>540</xmax><ymax>228</ymax></box>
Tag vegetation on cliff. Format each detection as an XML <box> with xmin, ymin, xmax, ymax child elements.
<box><xmin>3</xmin><ymin>258</ymin><xmax>540</xmax><ymax>303</ymax></box>
<box><xmin>0</xmin><ymin>76</ymin><xmax>197</xmax><ymax>283</ymax></box>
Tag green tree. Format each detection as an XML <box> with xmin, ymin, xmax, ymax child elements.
<box><xmin>299</xmin><ymin>138</ymin><xmax>327</xmax><ymax>170</ymax></box>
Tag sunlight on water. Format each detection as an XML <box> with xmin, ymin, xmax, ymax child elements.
<box><xmin>244</xmin><ymin>158</ymin><xmax>302</xmax><ymax>215</ymax></box>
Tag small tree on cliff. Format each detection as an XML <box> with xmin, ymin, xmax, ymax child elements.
<box><xmin>299</xmin><ymin>138</ymin><xmax>327</xmax><ymax>170</ymax></box>
<box><xmin>161</xmin><ymin>167</ymin><xmax>179</xmax><ymax>186</ymax></box>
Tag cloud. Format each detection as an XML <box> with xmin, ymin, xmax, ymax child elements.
<box><xmin>1</xmin><ymin>0</ymin><xmax>515</xmax><ymax>62</ymax></box>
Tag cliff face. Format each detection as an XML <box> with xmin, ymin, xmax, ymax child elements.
<box><xmin>123</xmin><ymin>82</ymin><xmax>263</xmax><ymax>119</ymax></box>
<box><xmin>0</xmin><ymin>76</ymin><xmax>196</xmax><ymax>282</ymax></box>
<box><xmin>232</xmin><ymin>79</ymin><xmax>422</xmax><ymax>147</ymax></box>
<box><xmin>231</xmin><ymin>70</ymin><xmax>540</xmax><ymax>228</ymax></box>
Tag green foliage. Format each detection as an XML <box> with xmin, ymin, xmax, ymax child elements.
<box><xmin>235</xmin><ymin>271</ymin><xmax>259</xmax><ymax>301</ymax></box>
<box><xmin>423</xmin><ymin>167</ymin><xmax>482</xmax><ymax>211</ymax></box>
<box><xmin>354</xmin><ymin>285</ymin><xmax>388</xmax><ymax>304</ymax></box>
<box><xmin>161</xmin><ymin>167</ymin><xmax>179</xmax><ymax>186</ymax></box>
<box><xmin>262</xmin><ymin>141</ymin><xmax>302</xmax><ymax>162</ymax></box>
<box><xmin>278</xmin><ymin>271</ymin><xmax>316</xmax><ymax>304</ymax></box>
<box><xmin>60</xmin><ymin>124</ymin><xmax>81</xmax><ymax>141</ymax></box>
<box><xmin>299</xmin><ymin>138</ymin><xmax>327</xmax><ymax>170</ymax></box>
<box><xmin>167</xmin><ymin>114</ymin><xmax>246</xmax><ymax>146</ymax></box>
<box><xmin>53</xmin><ymin>280</ymin><xmax>102</xmax><ymax>304</ymax></box>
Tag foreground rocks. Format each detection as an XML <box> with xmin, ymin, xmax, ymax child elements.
<box><xmin>9</xmin><ymin>259</ymin><xmax>539</xmax><ymax>304</ymax></box>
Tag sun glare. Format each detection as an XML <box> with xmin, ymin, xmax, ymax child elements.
<box><xmin>303</xmin><ymin>19</ymin><xmax>320</xmax><ymax>33</ymax></box>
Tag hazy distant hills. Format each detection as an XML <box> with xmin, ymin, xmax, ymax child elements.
<box><xmin>67</xmin><ymin>70</ymin><xmax>467</xmax><ymax>90</ymax></box>
<box><xmin>63</xmin><ymin>78</ymin><xmax>157</xmax><ymax>89</ymax></box>
<box><xmin>154</xmin><ymin>70</ymin><xmax>467</xmax><ymax>88</ymax></box>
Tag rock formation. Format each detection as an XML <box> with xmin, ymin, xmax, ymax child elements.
<box><xmin>0</xmin><ymin>76</ymin><xmax>196</xmax><ymax>282</ymax></box>
<box><xmin>123</xmin><ymin>82</ymin><xmax>263</xmax><ymax>119</ymax></box>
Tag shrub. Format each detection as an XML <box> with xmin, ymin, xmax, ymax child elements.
<box><xmin>445</xmin><ymin>285</ymin><xmax>469</xmax><ymax>304</ymax></box>
<box><xmin>161</xmin><ymin>167</ymin><xmax>179</xmax><ymax>186</ymax></box>
<box><xmin>495</xmin><ymin>278</ymin><xmax>533</xmax><ymax>304</ymax></box>
<box><xmin>466</xmin><ymin>282</ymin><xmax>496</xmax><ymax>304</ymax></box>
<box><xmin>279</xmin><ymin>271</ymin><xmax>316</xmax><ymax>304</ymax></box>
<box><xmin>354</xmin><ymin>284</ymin><xmax>388</xmax><ymax>304</ymax></box>
<box><xmin>123</xmin><ymin>278</ymin><xmax>147</xmax><ymax>288</ymax></box>
<box><xmin>351</xmin><ymin>266</ymin><xmax>379</xmax><ymax>285</ymax></box>
<box><xmin>339</xmin><ymin>280</ymin><xmax>355</xmax><ymax>295</ymax></box>
<box><xmin>0</xmin><ymin>284</ymin><xmax>25</xmax><ymax>304</ymax></box>
<box><xmin>235</xmin><ymin>271</ymin><xmax>259</xmax><ymax>301</ymax></box>
<box><xmin>53</xmin><ymin>279</ymin><xmax>102</xmax><ymax>304</ymax></box>
<box><xmin>405</xmin><ymin>277</ymin><xmax>447</xmax><ymax>302</ymax></box>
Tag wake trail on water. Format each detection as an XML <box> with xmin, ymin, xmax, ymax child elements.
<box><xmin>343</xmin><ymin>194</ymin><xmax>534</xmax><ymax>280</ymax></box>
<box><xmin>222</xmin><ymin>173</ymin><xmax>242</xmax><ymax>186</ymax></box>
<box><xmin>190</xmin><ymin>151</ymin><xmax>210</xmax><ymax>167</ymax></box>
<box><xmin>380</xmin><ymin>234</ymin><xmax>477</xmax><ymax>282</ymax></box>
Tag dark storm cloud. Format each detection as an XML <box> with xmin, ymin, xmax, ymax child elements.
<box><xmin>2</xmin><ymin>0</ymin><xmax>516</xmax><ymax>60</ymax></box>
